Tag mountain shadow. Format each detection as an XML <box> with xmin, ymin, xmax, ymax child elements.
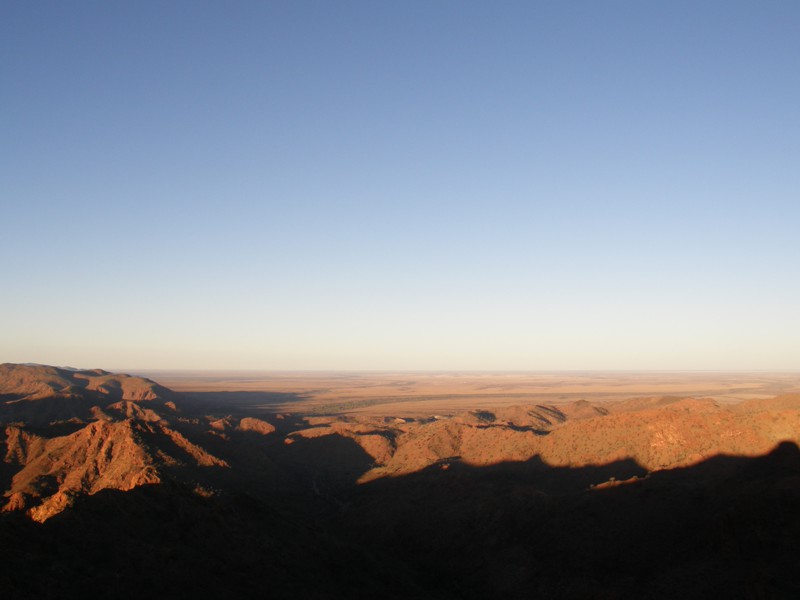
<box><xmin>3</xmin><ymin>439</ymin><xmax>800</xmax><ymax>599</ymax></box>
<box><xmin>0</xmin><ymin>480</ymin><xmax>437</xmax><ymax>600</ymax></box>
<box><xmin>337</xmin><ymin>441</ymin><xmax>800</xmax><ymax>600</ymax></box>
<box><xmin>178</xmin><ymin>390</ymin><xmax>309</xmax><ymax>416</ymax></box>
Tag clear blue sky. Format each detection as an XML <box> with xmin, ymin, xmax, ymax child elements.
<box><xmin>2</xmin><ymin>1</ymin><xmax>799</xmax><ymax>370</ymax></box>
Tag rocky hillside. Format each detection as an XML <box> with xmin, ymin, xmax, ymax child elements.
<box><xmin>0</xmin><ymin>364</ymin><xmax>227</xmax><ymax>521</ymax></box>
<box><xmin>0</xmin><ymin>363</ymin><xmax>173</xmax><ymax>402</ymax></box>
<box><xmin>290</xmin><ymin>395</ymin><xmax>800</xmax><ymax>483</ymax></box>
<box><xmin>0</xmin><ymin>363</ymin><xmax>176</xmax><ymax>425</ymax></box>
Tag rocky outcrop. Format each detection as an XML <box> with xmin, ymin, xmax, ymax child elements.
<box><xmin>237</xmin><ymin>417</ymin><xmax>276</xmax><ymax>436</ymax></box>
<box><xmin>3</xmin><ymin>420</ymin><xmax>160</xmax><ymax>521</ymax></box>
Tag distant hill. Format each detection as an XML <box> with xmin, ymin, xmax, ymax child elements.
<box><xmin>0</xmin><ymin>362</ymin><xmax>173</xmax><ymax>403</ymax></box>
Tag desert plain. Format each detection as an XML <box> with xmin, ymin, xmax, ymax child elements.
<box><xmin>137</xmin><ymin>369</ymin><xmax>800</xmax><ymax>415</ymax></box>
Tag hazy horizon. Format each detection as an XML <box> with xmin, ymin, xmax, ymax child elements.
<box><xmin>3</xmin><ymin>2</ymin><xmax>799</xmax><ymax>371</ymax></box>
<box><xmin>9</xmin><ymin>364</ymin><xmax>800</xmax><ymax>378</ymax></box>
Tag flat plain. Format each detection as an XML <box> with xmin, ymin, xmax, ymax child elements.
<box><xmin>136</xmin><ymin>370</ymin><xmax>800</xmax><ymax>416</ymax></box>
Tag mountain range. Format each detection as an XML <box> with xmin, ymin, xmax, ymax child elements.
<box><xmin>2</xmin><ymin>362</ymin><xmax>799</xmax><ymax>598</ymax></box>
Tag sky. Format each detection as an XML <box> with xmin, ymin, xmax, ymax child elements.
<box><xmin>2</xmin><ymin>1</ymin><xmax>799</xmax><ymax>371</ymax></box>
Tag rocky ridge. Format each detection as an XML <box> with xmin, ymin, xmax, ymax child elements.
<box><xmin>289</xmin><ymin>395</ymin><xmax>800</xmax><ymax>483</ymax></box>
<box><xmin>0</xmin><ymin>364</ymin><xmax>227</xmax><ymax>521</ymax></box>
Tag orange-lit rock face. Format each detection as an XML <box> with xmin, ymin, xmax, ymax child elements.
<box><xmin>237</xmin><ymin>417</ymin><xmax>276</xmax><ymax>435</ymax></box>
<box><xmin>0</xmin><ymin>364</ymin><xmax>228</xmax><ymax>521</ymax></box>
<box><xmin>0</xmin><ymin>363</ymin><xmax>171</xmax><ymax>404</ymax></box>
<box><xmin>310</xmin><ymin>396</ymin><xmax>800</xmax><ymax>483</ymax></box>
<box><xmin>3</xmin><ymin>419</ymin><xmax>160</xmax><ymax>521</ymax></box>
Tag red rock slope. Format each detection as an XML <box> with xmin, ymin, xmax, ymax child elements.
<box><xmin>0</xmin><ymin>364</ymin><xmax>225</xmax><ymax>522</ymax></box>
